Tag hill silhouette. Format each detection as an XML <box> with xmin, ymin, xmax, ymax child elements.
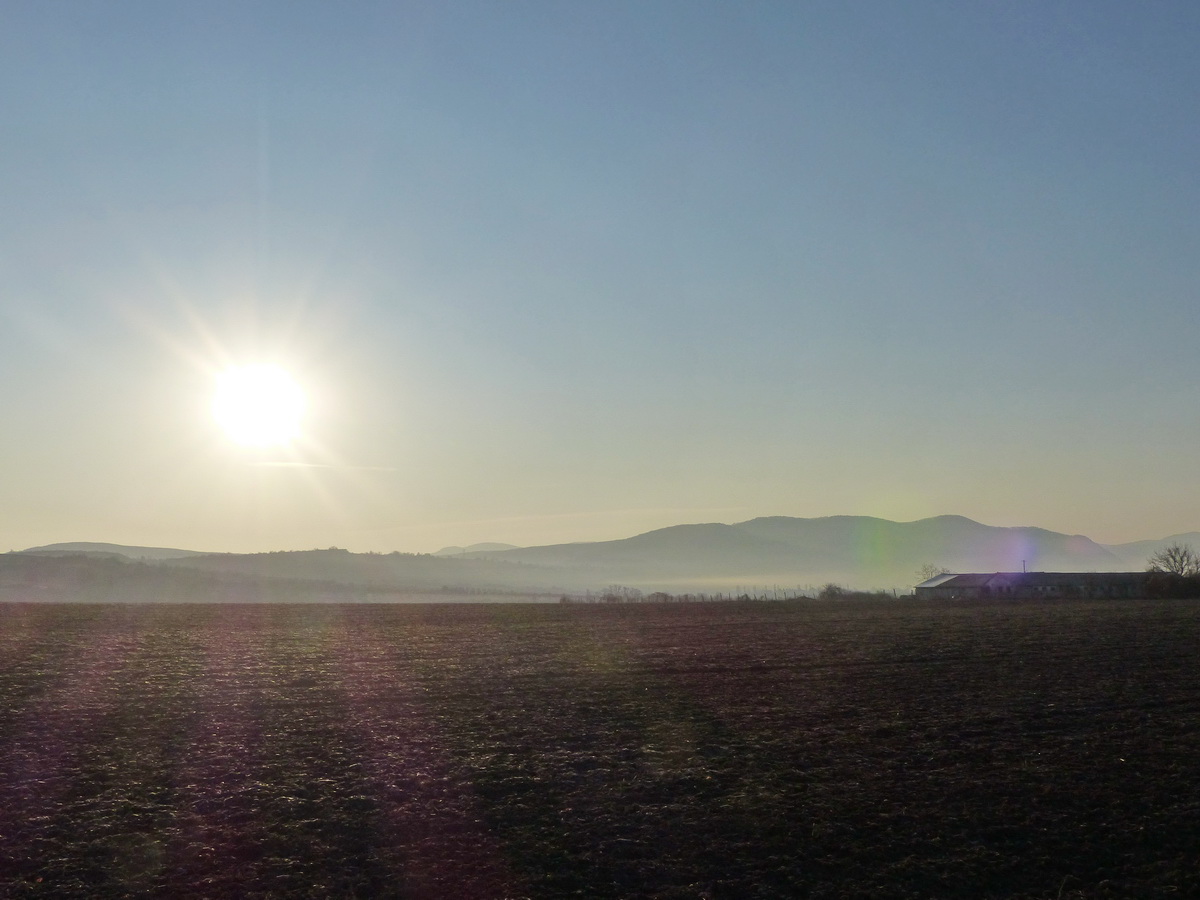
<box><xmin>11</xmin><ymin>515</ymin><xmax>1192</xmax><ymax>598</ymax></box>
<box><xmin>20</xmin><ymin>542</ymin><xmax>205</xmax><ymax>561</ymax></box>
<box><xmin>473</xmin><ymin>515</ymin><xmax>1125</xmax><ymax>589</ymax></box>
<box><xmin>433</xmin><ymin>543</ymin><xmax>520</xmax><ymax>557</ymax></box>
<box><xmin>1101</xmin><ymin>533</ymin><xmax>1200</xmax><ymax>569</ymax></box>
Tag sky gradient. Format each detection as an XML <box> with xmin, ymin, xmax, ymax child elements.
<box><xmin>3</xmin><ymin>1</ymin><xmax>1198</xmax><ymax>553</ymax></box>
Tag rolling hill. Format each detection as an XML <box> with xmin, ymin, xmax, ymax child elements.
<box><xmin>13</xmin><ymin>516</ymin><xmax>1195</xmax><ymax>597</ymax></box>
<box><xmin>473</xmin><ymin>515</ymin><xmax>1127</xmax><ymax>590</ymax></box>
<box><xmin>19</xmin><ymin>542</ymin><xmax>207</xmax><ymax>561</ymax></box>
<box><xmin>1101</xmin><ymin>533</ymin><xmax>1200</xmax><ymax>569</ymax></box>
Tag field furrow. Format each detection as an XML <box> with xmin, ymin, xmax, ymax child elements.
<box><xmin>0</xmin><ymin>599</ymin><xmax>1198</xmax><ymax>899</ymax></box>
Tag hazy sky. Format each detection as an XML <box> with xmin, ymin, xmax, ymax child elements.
<box><xmin>3</xmin><ymin>1</ymin><xmax>1198</xmax><ymax>553</ymax></box>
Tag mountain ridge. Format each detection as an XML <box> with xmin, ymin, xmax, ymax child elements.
<box><xmin>472</xmin><ymin>514</ymin><xmax>1126</xmax><ymax>588</ymax></box>
<box><xmin>19</xmin><ymin>542</ymin><xmax>207</xmax><ymax>561</ymax></box>
<box><xmin>14</xmin><ymin>516</ymin><xmax>1198</xmax><ymax>595</ymax></box>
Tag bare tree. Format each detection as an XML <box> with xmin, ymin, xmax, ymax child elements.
<box><xmin>601</xmin><ymin>584</ymin><xmax>644</xmax><ymax>603</ymax></box>
<box><xmin>915</xmin><ymin>563</ymin><xmax>950</xmax><ymax>583</ymax></box>
<box><xmin>1146</xmin><ymin>543</ymin><xmax>1200</xmax><ymax>577</ymax></box>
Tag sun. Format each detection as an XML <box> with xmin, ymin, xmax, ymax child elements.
<box><xmin>212</xmin><ymin>364</ymin><xmax>306</xmax><ymax>447</ymax></box>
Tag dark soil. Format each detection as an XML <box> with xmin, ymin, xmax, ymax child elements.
<box><xmin>1</xmin><ymin>598</ymin><xmax>1199</xmax><ymax>898</ymax></box>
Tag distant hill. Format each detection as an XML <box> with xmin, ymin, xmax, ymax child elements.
<box><xmin>157</xmin><ymin>548</ymin><xmax>578</xmax><ymax>595</ymax></box>
<box><xmin>19</xmin><ymin>542</ymin><xmax>207</xmax><ymax>561</ymax></box>
<box><xmin>1101</xmin><ymin>533</ymin><xmax>1200</xmax><ymax>569</ymax></box>
<box><xmin>9</xmin><ymin>516</ymin><xmax>1196</xmax><ymax>599</ymax></box>
<box><xmin>473</xmin><ymin>515</ymin><xmax>1128</xmax><ymax>590</ymax></box>
<box><xmin>434</xmin><ymin>542</ymin><xmax>520</xmax><ymax>557</ymax></box>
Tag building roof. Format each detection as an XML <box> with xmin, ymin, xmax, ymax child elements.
<box><xmin>916</xmin><ymin>572</ymin><xmax>1153</xmax><ymax>591</ymax></box>
<box><xmin>914</xmin><ymin>573</ymin><xmax>958</xmax><ymax>589</ymax></box>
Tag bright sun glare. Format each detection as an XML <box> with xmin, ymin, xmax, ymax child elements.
<box><xmin>212</xmin><ymin>364</ymin><xmax>306</xmax><ymax>447</ymax></box>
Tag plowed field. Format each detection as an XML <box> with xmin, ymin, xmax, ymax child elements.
<box><xmin>1</xmin><ymin>598</ymin><xmax>1199</xmax><ymax>899</ymax></box>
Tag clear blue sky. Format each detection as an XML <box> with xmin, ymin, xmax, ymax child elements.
<box><xmin>2</xmin><ymin>1</ymin><xmax>1198</xmax><ymax>552</ymax></box>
